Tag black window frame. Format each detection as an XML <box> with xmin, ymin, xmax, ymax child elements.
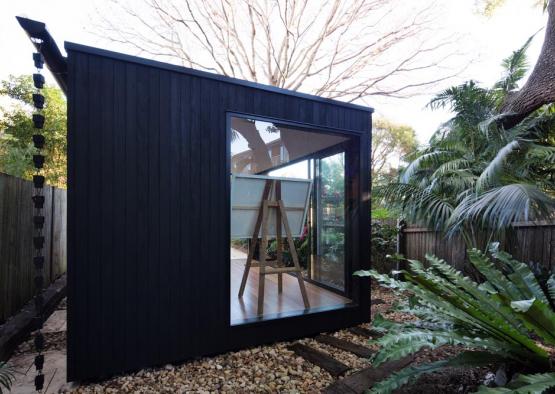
<box><xmin>227</xmin><ymin>111</ymin><xmax>361</xmax><ymax>325</ymax></box>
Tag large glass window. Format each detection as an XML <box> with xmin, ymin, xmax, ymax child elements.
<box><xmin>230</xmin><ymin>116</ymin><xmax>354</xmax><ymax>324</ymax></box>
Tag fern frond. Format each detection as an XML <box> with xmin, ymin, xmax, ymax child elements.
<box><xmin>0</xmin><ymin>362</ymin><xmax>15</xmax><ymax>394</ymax></box>
<box><xmin>475</xmin><ymin>372</ymin><xmax>555</xmax><ymax>394</ymax></box>
<box><xmin>547</xmin><ymin>275</ymin><xmax>555</xmax><ymax>305</ymax></box>
<box><xmin>490</xmin><ymin>244</ymin><xmax>549</xmax><ymax>304</ymax></box>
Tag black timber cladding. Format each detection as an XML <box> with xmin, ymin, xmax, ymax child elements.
<box><xmin>66</xmin><ymin>42</ymin><xmax>372</xmax><ymax>381</ymax></box>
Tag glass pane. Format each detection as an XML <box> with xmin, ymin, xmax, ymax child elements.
<box><xmin>230</xmin><ymin>116</ymin><xmax>352</xmax><ymax>325</ymax></box>
<box><xmin>312</xmin><ymin>152</ymin><xmax>345</xmax><ymax>291</ymax></box>
<box><xmin>230</xmin><ymin>117</ymin><xmax>348</xmax><ymax>175</ymax></box>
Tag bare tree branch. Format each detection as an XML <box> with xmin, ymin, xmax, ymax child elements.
<box><xmin>94</xmin><ymin>0</ymin><xmax>466</xmax><ymax>100</ymax></box>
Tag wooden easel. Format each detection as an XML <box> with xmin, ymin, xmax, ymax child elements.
<box><xmin>238</xmin><ymin>179</ymin><xmax>310</xmax><ymax>315</ymax></box>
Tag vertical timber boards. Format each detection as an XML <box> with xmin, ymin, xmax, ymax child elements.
<box><xmin>66</xmin><ymin>46</ymin><xmax>371</xmax><ymax>381</ymax></box>
<box><xmin>0</xmin><ymin>174</ymin><xmax>66</xmax><ymax>323</ymax></box>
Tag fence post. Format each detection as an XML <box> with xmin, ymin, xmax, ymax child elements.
<box><xmin>396</xmin><ymin>219</ymin><xmax>407</xmax><ymax>277</ymax></box>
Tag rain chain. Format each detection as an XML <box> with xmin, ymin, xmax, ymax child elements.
<box><xmin>31</xmin><ymin>43</ymin><xmax>46</xmax><ymax>392</ymax></box>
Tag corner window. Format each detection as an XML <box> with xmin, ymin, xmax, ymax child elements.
<box><xmin>229</xmin><ymin>115</ymin><xmax>355</xmax><ymax>324</ymax></box>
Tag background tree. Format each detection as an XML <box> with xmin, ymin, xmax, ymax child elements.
<box><xmin>371</xmin><ymin>119</ymin><xmax>416</xmax><ymax>182</ymax></box>
<box><xmin>96</xmin><ymin>0</ymin><xmax>463</xmax><ymax>102</ymax></box>
<box><xmin>478</xmin><ymin>0</ymin><xmax>555</xmax><ymax>129</ymax></box>
<box><xmin>0</xmin><ymin>75</ymin><xmax>67</xmax><ymax>188</ymax></box>
<box><xmin>377</xmin><ymin>37</ymin><xmax>555</xmax><ymax>247</ymax></box>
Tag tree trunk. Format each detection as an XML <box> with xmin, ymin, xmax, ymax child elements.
<box><xmin>231</xmin><ymin>117</ymin><xmax>273</xmax><ymax>173</ymax></box>
<box><xmin>501</xmin><ymin>0</ymin><xmax>555</xmax><ymax>129</ymax></box>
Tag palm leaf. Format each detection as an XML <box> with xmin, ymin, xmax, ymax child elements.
<box><xmin>494</xmin><ymin>33</ymin><xmax>535</xmax><ymax>93</ymax></box>
<box><xmin>431</xmin><ymin>158</ymin><xmax>472</xmax><ymax>178</ymax></box>
<box><xmin>375</xmin><ymin>183</ymin><xmax>454</xmax><ymax>231</ymax></box>
<box><xmin>401</xmin><ymin>150</ymin><xmax>456</xmax><ymax>183</ymax></box>
<box><xmin>449</xmin><ymin>184</ymin><xmax>555</xmax><ymax>231</ymax></box>
<box><xmin>476</xmin><ymin>139</ymin><xmax>524</xmax><ymax>191</ymax></box>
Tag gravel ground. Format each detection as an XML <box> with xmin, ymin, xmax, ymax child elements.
<box><xmin>66</xmin><ymin>291</ymin><xmax>385</xmax><ymax>393</ymax></box>
<box><xmin>14</xmin><ymin>284</ymin><xmax>491</xmax><ymax>393</ymax></box>
<box><xmin>69</xmin><ymin>344</ymin><xmax>335</xmax><ymax>393</ymax></box>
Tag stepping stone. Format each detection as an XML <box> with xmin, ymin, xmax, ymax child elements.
<box><xmin>288</xmin><ymin>343</ymin><xmax>350</xmax><ymax>377</ymax></box>
<box><xmin>315</xmin><ymin>335</ymin><xmax>373</xmax><ymax>358</ymax></box>
<box><xmin>348</xmin><ymin>326</ymin><xmax>384</xmax><ymax>339</ymax></box>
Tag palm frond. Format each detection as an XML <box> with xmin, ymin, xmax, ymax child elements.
<box><xmin>526</xmin><ymin>144</ymin><xmax>555</xmax><ymax>163</ymax></box>
<box><xmin>449</xmin><ymin>184</ymin><xmax>555</xmax><ymax>231</ymax></box>
<box><xmin>494</xmin><ymin>33</ymin><xmax>536</xmax><ymax>94</ymax></box>
<box><xmin>375</xmin><ymin>183</ymin><xmax>454</xmax><ymax>231</ymax></box>
<box><xmin>431</xmin><ymin>158</ymin><xmax>472</xmax><ymax>179</ymax></box>
<box><xmin>476</xmin><ymin>140</ymin><xmax>524</xmax><ymax>191</ymax></box>
<box><xmin>401</xmin><ymin>150</ymin><xmax>456</xmax><ymax>183</ymax></box>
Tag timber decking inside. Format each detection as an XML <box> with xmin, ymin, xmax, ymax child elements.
<box><xmin>230</xmin><ymin>256</ymin><xmax>351</xmax><ymax>324</ymax></box>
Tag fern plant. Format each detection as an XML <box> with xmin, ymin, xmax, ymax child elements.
<box><xmin>0</xmin><ymin>361</ymin><xmax>15</xmax><ymax>394</ymax></box>
<box><xmin>474</xmin><ymin>373</ymin><xmax>555</xmax><ymax>393</ymax></box>
<box><xmin>356</xmin><ymin>244</ymin><xmax>555</xmax><ymax>393</ymax></box>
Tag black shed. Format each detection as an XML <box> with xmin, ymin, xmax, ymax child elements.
<box><xmin>19</xmin><ymin>17</ymin><xmax>372</xmax><ymax>382</ymax></box>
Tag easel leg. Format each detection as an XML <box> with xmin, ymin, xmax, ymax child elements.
<box><xmin>278</xmin><ymin>201</ymin><xmax>310</xmax><ymax>309</ymax></box>
<box><xmin>258</xmin><ymin>201</ymin><xmax>270</xmax><ymax>315</ymax></box>
<box><xmin>238</xmin><ymin>239</ymin><xmax>256</xmax><ymax>298</ymax></box>
<box><xmin>276</xmin><ymin>181</ymin><xmax>283</xmax><ymax>293</ymax></box>
<box><xmin>238</xmin><ymin>181</ymin><xmax>272</xmax><ymax>298</ymax></box>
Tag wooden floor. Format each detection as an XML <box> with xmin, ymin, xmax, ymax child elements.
<box><xmin>230</xmin><ymin>248</ymin><xmax>351</xmax><ymax>324</ymax></box>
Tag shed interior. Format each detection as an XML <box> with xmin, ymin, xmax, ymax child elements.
<box><xmin>230</xmin><ymin>115</ymin><xmax>358</xmax><ymax>324</ymax></box>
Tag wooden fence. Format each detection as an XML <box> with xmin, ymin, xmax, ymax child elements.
<box><xmin>0</xmin><ymin>173</ymin><xmax>67</xmax><ymax>323</ymax></box>
<box><xmin>399</xmin><ymin>221</ymin><xmax>555</xmax><ymax>273</ymax></box>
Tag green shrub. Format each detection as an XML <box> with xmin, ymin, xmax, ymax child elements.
<box><xmin>370</xmin><ymin>221</ymin><xmax>398</xmax><ymax>273</ymax></box>
<box><xmin>356</xmin><ymin>243</ymin><xmax>555</xmax><ymax>393</ymax></box>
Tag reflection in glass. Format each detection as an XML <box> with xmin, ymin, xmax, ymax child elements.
<box><xmin>230</xmin><ymin>116</ymin><xmax>352</xmax><ymax>324</ymax></box>
<box><xmin>313</xmin><ymin>153</ymin><xmax>345</xmax><ymax>291</ymax></box>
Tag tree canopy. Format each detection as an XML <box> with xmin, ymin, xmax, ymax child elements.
<box><xmin>371</xmin><ymin>119</ymin><xmax>416</xmax><ymax>182</ymax></box>
<box><xmin>377</xmin><ymin>36</ymin><xmax>555</xmax><ymax>246</ymax></box>
<box><xmin>0</xmin><ymin>75</ymin><xmax>67</xmax><ymax>188</ymax></box>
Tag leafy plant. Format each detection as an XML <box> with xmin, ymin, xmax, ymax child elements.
<box><xmin>0</xmin><ymin>75</ymin><xmax>67</xmax><ymax>188</ymax></box>
<box><xmin>371</xmin><ymin>221</ymin><xmax>398</xmax><ymax>273</ymax></box>
<box><xmin>355</xmin><ymin>244</ymin><xmax>555</xmax><ymax>393</ymax></box>
<box><xmin>375</xmin><ymin>36</ymin><xmax>555</xmax><ymax>247</ymax></box>
<box><xmin>0</xmin><ymin>362</ymin><xmax>15</xmax><ymax>394</ymax></box>
<box><xmin>474</xmin><ymin>373</ymin><xmax>555</xmax><ymax>393</ymax></box>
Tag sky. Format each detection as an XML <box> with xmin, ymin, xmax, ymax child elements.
<box><xmin>0</xmin><ymin>0</ymin><xmax>548</xmax><ymax>145</ymax></box>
